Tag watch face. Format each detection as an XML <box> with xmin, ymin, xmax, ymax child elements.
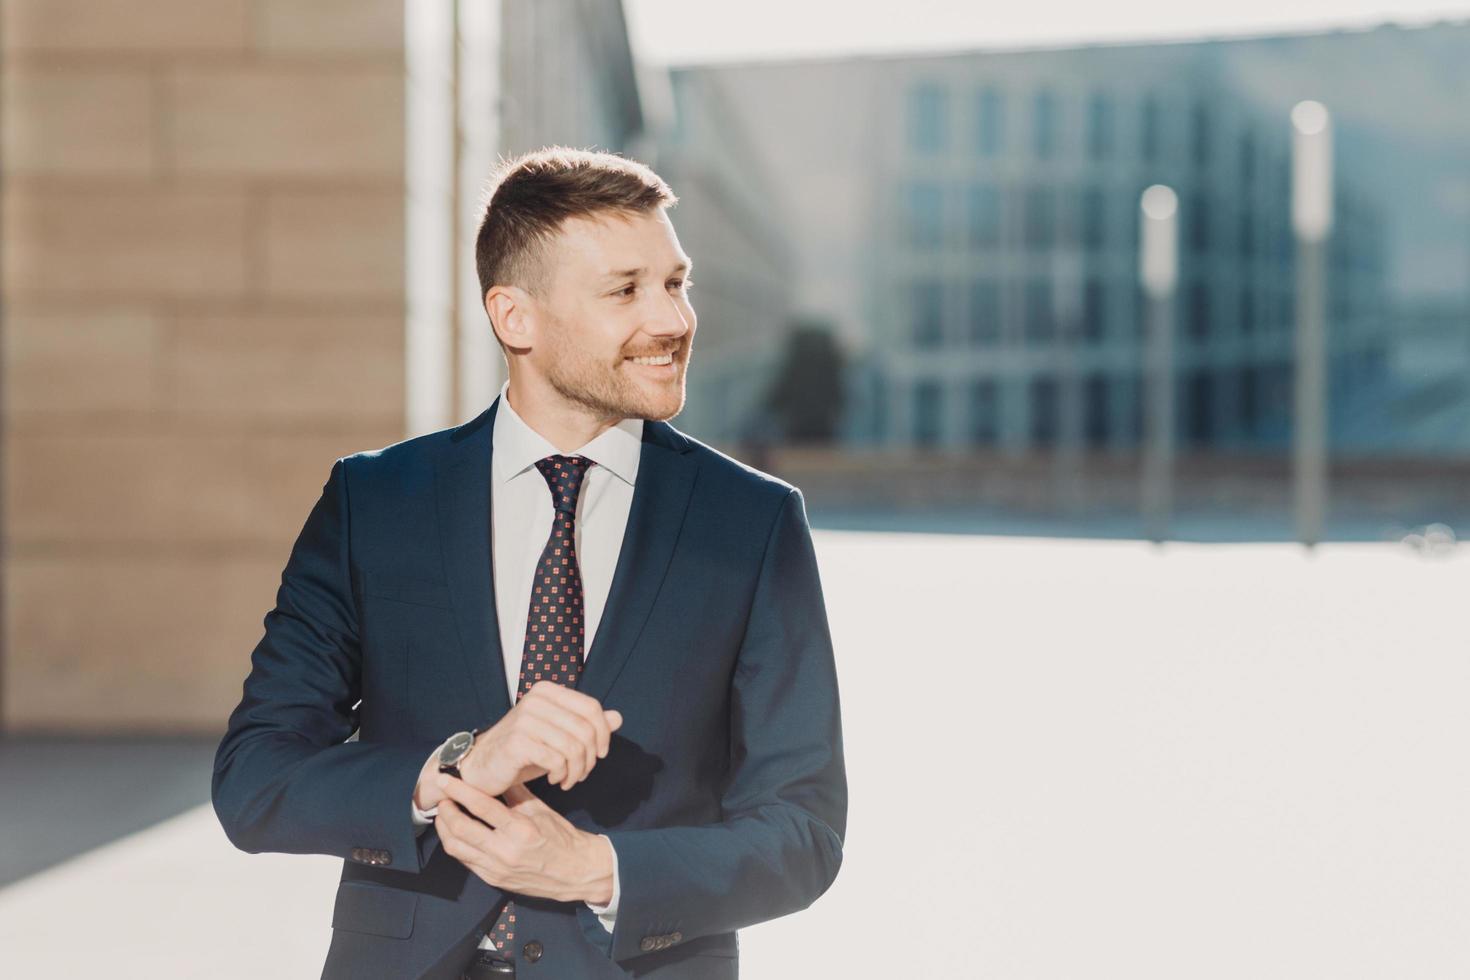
<box><xmin>439</xmin><ymin>731</ymin><xmax>475</xmax><ymax>768</ymax></box>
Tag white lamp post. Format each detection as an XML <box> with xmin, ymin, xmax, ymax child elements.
<box><xmin>1140</xmin><ymin>184</ymin><xmax>1178</xmax><ymax>542</ymax></box>
<box><xmin>1291</xmin><ymin>100</ymin><xmax>1333</xmax><ymax>547</ymax></box>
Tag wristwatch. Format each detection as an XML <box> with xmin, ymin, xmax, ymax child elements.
<box><xmin>436</xmin><ymin>728</ymin><xmax>481</xmax><ymax>780</ymax></box>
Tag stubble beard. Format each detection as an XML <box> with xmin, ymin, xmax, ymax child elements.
<box><xmin>542</xmin><ymin>327</ymin><xmax>689</xmax><ymax>424</ymax></box>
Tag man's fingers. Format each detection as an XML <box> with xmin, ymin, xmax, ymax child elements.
<box><xmin>525</xmin><ymin>682</ymin><xmax>621</xmax><ymax>778</ymax></box>
<box><xmin>439</xmin><ymin>800</ymin><xmax>506</xmax><ymax>870</ymax></box>
<box><xmin>511</xmin><ymin>731</ymin><xmax>567</xmax><ymax>787</ymax></box>
<box><xmin>519</xmin><ymin>738</ymin><xmax>568</xmax><ymax>786</ymax></box>
<box><xmin>572</xmin><ymin>700</ymin><xmax>608</xmax><ymax>762</ymax></box>
<box><xmin>521</xmin><ymin>717</ymin><xmax>586</xmax><ymax>785</ymax></box>
<box><xmin>529</xmin><ymin>680</ymin><xmax>620</xmax><ymax>755</ymax></box>
<box><xmin>434</xmin><ymin>811</ymin><xmax>497</xmax><ymax>889</ymax></box>
<box><xmin>534</xmin><ymin>681</ymin><xmax>608</xmax><ymax>751</ymax></box>
<box><xmin>522</xmin><ymin>701</ymin><xmax>596</xmax><ymax>786</ymax></box>
<box><xmin>440</xmin><ymin>774</ymin><xmax>514</xmax><ymax>827</ymax></box>
<box><xmin>506</xmin><ymin>717</ymin><xmax>574</xmax><ymax>784</ymax></box>
<box><xmin>569</xmin><ymin>693</ymin><xmax>614</xmax><ymax>758</ymax></box>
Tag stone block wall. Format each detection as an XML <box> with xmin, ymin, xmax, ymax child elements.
<box><xmin>1</xmin><ymin>0</ymin><xmax>408</xmax><ymax>731</ymax></box>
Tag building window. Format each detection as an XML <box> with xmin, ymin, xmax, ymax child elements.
<box><xmin>1141</xmin><ymin>95</ymin><xmax>1160</xmax><ymax>163</ymax></box>
<box><xmin>1081</xmin><ymin>185</ymin><xmax>1106</xmax><ymax>250</ymax></box>
<box><xmin>966</xmin><ymin>183</ymin><xmax>1002</xmax><ymax>248</ymax></box>
<box><xmin>1330</xmin><ymin>280</ymin><xmax>1350</xmax><ymax>324</ymax></box>
<box><xmin>1030</xmin><ymin>377</ymin><xmax>1058</xmax><ymax>446</ymax></box>
<box><xmin>1184</xmin><ymin>369</ymin><xmax>1214</xmax><ymax>446</ymax></box>
<box><xmin>1081</xmin><ymin>278</ymin><xmax>1106</xmax><ymax>343</ymax></box>
<box><xmin>871</xmin><ymin>372</ymin><xmax>887</xmax><ymax>442</ymax></box>
<box><xmin>1127</xmin><ymin>188</ymin><xmax>1143</xmax><ymax>252</ymax></box>
<box><xmin>1239</xmin><ymin>284</ymin><xmax>1255</xmax><ymax>336</ymax></box>
<box><xmin>1189</xmin><ymin>190</ymin><xmax>1211</xmax><ymax>253</ymax></box>
<box><xmin>1263</xmin><ymin>361</ymin><xmax>1291</xmax><ymax>426</ymax></box>
<box><xmin>1191</xmin><ymin>100</ymin><xmax>1211</xmax><ymax>167</ymax></box>
<box><xmin>906</xmin><ymin>181</ymin><xmax>944</xmax><ymax>250</ymax></box>
<box><xmin>908</xmin><ymin>82</ymin><xmax>949</xmax><ymax>155</ymax></box>
<box><xmin>977</xmin><ymin>86</ymin><xmax>1005</xmax><ymax>156</ymax></box>
<box><xmin>1005</xmin><ymin>186</ymin><xmax>1028</xmax><ymax>249</ymax></box>
<box><xmin>1086</xmin><ymin>92</ymin><xmax>1112</xmax><ymax>160</ymax></box>
<box><xmin>1120</xmin><ymin>374</ymin><xmax>1142</xmax><ymax>444</ymax></box>
<box><xmin>1024</xmin><ymin>278</ymin><xmax>1054</xmax><ymax>345</ymax></box>
<box><xmin>1238</xmin><ymin>365</ymin><xmax>1258</xmax><ymax>437</ymax></box>
<box><xmin>1238</xmin><ymin>208</ymin><xmax>1254</xmax><ymax>262</ymax></box>
<box><xmin>912</xmin><ymin>279</ymin><xmax>944</xmax><ymax>348</ymax></box>
<box><xmin>969</xmin><ymin>378</ymin><xmax>998</xmax><ymax>443</ymax></box>
<box><xmin>1023</xmin><ymin>185</ymin><xmax>1054</xmax><ymax>250</ymax></box>
<box><xmin>1085</xmin><ymin>374</ymin><xmax>1109</xmax><ymax>446</ymax></box>
<box><xmin>1058</xmin><ymin>185</ymin><xmax>1079</xmax><ymax>250</ymax></box>
<box><xmin>969</xmin><ymin>279</ymin><xmax>1001</xmax><ymax>345</ymax></box>
<box><xmin>1032</xmin><ymin>88</ymin><xmax>1057</xmax><ymax>159</ymax></box>
<box><xmin>1188</xmin><ymin>281</ymin><xmax>1211</xmax><ymax>342</ymax></box>
<box><xmin>914</xmin><ymin>379</ymin><xmax>943</xmax><ymax>446</ymax></box>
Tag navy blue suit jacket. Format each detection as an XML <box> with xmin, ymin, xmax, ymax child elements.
<box><xmin>212</xmin><ymin>394</ymin><xmax>848</xmax><ymax>979</ymax></box>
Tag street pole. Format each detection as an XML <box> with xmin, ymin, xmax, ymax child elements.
<box><xmin>1140</xmin><ymin>185</ymin><xmax>1178</xmax><ymax>542</ymax></box>
<box><xmin>1291</xmin><ymin>101</ymin><xmax>1333</xmax><ymax>548</ymax></box>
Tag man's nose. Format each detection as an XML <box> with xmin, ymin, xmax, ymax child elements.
<box><xmin>646</xmin><ymin>290</ymin><xmax>692</xmax><ymax>337</ymax></box>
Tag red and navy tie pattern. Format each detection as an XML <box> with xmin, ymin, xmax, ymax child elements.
<box><xmin>487</xmin><ymin>453</ymin><xmax>593</xmax><ymax>957</ymax></box>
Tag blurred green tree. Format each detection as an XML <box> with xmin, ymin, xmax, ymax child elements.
<box><xmin>762</xmin><ymin>317</ymin><xmax>847</xmax><ymax>444</ymax></box>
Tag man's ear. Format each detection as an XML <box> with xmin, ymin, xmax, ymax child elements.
<box><xmin>486</xmin><ymin>285</ymin><xmax>534</xmax><ymax>351</ymax></box>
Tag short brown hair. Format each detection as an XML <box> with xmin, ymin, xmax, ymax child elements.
<box><xmin>474</xmin><ymin>146</ymin><xmax>678</xmax><ymax>350</ymax></box>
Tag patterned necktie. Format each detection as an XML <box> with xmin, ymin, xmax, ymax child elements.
<box><xmin>486</xmin><ymin>453</ymin><xmax>593</xmax><ymax>958</ymax></box>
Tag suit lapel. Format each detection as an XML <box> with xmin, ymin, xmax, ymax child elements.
<box><xmin>576</xmin><ymin>416</ymin><xmax>699</xmax><ymax>705</ymax></box>
<box><xmin>435</xmin><ymin>397</ymin><xmax>508</xmax><ymax>725</ymax></box>
<box><xmin>434</xmin><ymin>393</ymin><xmax>699</xmax><ymax>726</ymax></box>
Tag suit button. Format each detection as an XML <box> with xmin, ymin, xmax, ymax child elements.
<box><xmin>670</xmin><ymin>932</ymin><xmax>682</xmax><ymax>943</ymax></box>
<box><xmin>522</xmin><ymin>940</ymin><xmax>543</xmax><ymax>962</ymax></box>
<box><xmin>640</xmin><ymin>937</ymin><xmax>656</xmax><ymax>952</ymax></box>
<box><xmin>350</xmin><ymin>848</ymin><xmax>365</xmax><ymax>862</ymax></box>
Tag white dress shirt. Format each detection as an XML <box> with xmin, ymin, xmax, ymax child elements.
<box><xmin>411</xmin><ymin>377</ymin><xmax>640</xmax><ymax>944</ymax></box>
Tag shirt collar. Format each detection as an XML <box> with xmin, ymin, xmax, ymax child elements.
<box><xmin>491</xmin><ymin>378</ymin><xmax>644</xmax><ymax>488</ymax></box>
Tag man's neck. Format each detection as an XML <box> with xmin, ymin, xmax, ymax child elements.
<box><xmin>506</xmin><ymin>379</ymin><xmax>623</xmax><ymax>454</ymax></box>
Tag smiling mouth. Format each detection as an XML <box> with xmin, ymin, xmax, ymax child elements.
<box><xmin>624</xmin><ymin>351</ymin><xmax>679</xmax><ymax>367</ymax></box>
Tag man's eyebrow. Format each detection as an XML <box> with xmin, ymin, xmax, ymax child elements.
<box><xmin>600</xmin><ymin>259</ymin><xmax>694</xmax><ymax>280</ymax></box>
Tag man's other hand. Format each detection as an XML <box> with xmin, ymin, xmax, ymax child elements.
<box><xmin>436</xmin><ymin>775</ymin><xmax>616</xmax><ymax>905</ymax></box>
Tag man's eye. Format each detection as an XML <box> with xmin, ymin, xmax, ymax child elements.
<box><xmin>616</xmin><ymin>284</ymin><xmax>636</xmax><ymax>297</ymax></box>
<box><xmin>669</xmin><ymin>278</ymin><xmax>693</xmax><ymax>291</ymax></box>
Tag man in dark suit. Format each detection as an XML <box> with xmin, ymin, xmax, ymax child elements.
<box><xmin>212</xmin><ymin>146</ymin><xmax>847</xmax><ymax>979</ymax></box>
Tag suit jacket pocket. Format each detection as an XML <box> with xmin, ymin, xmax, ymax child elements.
<box><xmin>331</xmin><ymin>880</ymin><xmax>418</xmax><ymax>939</ymax></box>
<box><xmin>361</xmin><ymin>571</ymin><xmax>454</xmax><ymax>610</ymax></box>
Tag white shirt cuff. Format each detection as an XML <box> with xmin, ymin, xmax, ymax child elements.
<box><xmin>582</xmin><ymin>833</ymin><xmax>619</xmax><ymax>932</ymax></box>
<box><xmin>411</xmin><ymin>798</ymin><xmax>438</xmax><ymax>833</ymax></box>
<box><xmin>412</xmin><ymin>744</ymin><xmax>442</xmax><ymax>834</ymax></box>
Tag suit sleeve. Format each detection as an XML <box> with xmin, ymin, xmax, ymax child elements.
<box><xmin>583</xmin><ymin>835</ymin><xmax>620</xmax><ymax>934</ymax></box>
<box><xmin>592</xmin><ymin>487</ymin><xmax>848</xmax><ymax>961</ymax></box>
<box><xmin>212</xmin><ymin>456</ymin><xmax>444</xmax><ymax>875</ymax></box>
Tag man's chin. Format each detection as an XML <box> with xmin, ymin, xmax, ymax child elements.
<box><xmin>626</xmin><ymin>385</ymin><xmax>685</xmax><ymax>423</ymax></box>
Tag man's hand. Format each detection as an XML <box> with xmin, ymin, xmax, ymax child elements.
<box><xmin>414</xmin><ymin>681</ymin><xmax>622</xmax><ymax>811</ymax></box>
<box><xmin>436</xmin><ymin>774</ymin><xmax>615</xmax><ymax>905</ymax></box>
